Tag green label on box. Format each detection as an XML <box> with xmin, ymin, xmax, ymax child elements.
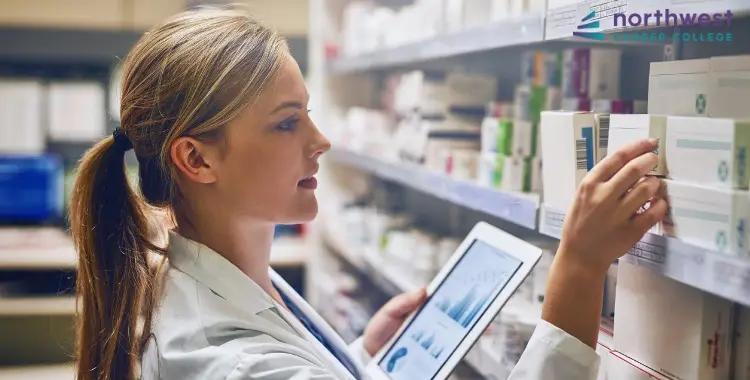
<box><xmin>497</xmin><ymin>119</ymin><xmax>513</xmax><ymax>155</ymax></box>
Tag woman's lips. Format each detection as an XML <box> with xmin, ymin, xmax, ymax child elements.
<box><xmin>298</xmin><ymin>177</ymin><xmax>318</xmax><ymax>190</ymax></box>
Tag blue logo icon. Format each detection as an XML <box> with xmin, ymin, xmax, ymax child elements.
<box><xmin>574</xmin><ymin>10</ymin><xmax>606</xmax><ymax>40</ymax></box>
<box><xmin>718</xmin><ymin>160</ymin><xmax>729</xmax><ymax>182</ymax></box>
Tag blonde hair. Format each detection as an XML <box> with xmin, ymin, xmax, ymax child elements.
<box><xmin>69</xmin><ymin>8</ymin><xmax>287</xmax><ymax>380</ymax></box>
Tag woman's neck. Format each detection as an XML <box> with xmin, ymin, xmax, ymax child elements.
<box><xmin>175</xmin><ymin>213</ymin><xmax>277</xmax><ymax>295</ymax></box>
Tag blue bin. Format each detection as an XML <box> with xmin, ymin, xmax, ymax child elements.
<box><xmin>0</xmin><ymin>155</ymin><xmax>64</xmax><ymax>222</ymax></box>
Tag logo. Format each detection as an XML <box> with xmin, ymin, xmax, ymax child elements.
<box><xmin>716</xmin><ymin>230</ymin><xmax>727</xmax><ymax>251</ymax></box>
<box><xmin>696</xmin><ymin>94</ymin><xmax>708</xmax><ymax>114</ymax></box>
<box><xmin>575</xmin><ymin>9</ymin><xmax>735</xmax><ymax>43</ymax></box>
<box><xmin>574</xmin><ymin>10</ymin><xmax>605</xmax><ymax>41</ymax></box>
<box><xmin>718</xmin><ymin>160</ymin><xmax>729</xmax><ymax>182</ymax></box>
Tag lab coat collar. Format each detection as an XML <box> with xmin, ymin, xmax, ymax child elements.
<box><xmin>167</xmin><ymin>230</ymin><xmax>275</xmax><ymax>315</ymax></box>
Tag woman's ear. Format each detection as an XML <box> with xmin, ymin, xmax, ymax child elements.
<box><xmin>170</xmin><ymin>136</ymin><xmax>218</xmax><ymax>184</ymax></box>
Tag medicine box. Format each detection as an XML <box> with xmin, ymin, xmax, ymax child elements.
<box><xmin>562</xmin><ymin>48</ymin><xmax>622</xmax><ymax>99</ymax></box>
<box><xmin>648</xmin><ymin>59</ymin><xmax>710</xmax><ymax>117</ymax></box>
<box><xmin>614</xmin><ymin>261</ymin><xmax>733</xmax><ymax>380</ymax></box>
<box><xmin>540</xmin><ymin>111</ymin><xmax>597</xmax><ymax>211</ymax></box>
<box><xmin>521</xmin><ymin>51</ymin><xmax>562</xmax><ymax>87</ymax></box>
<box><xmin>515</xmin><ymin>85</ymin><xmax>561</xmax><ymax>125</ymax></box>
<box><xmin>478</xmin><ymin>152</ymin><xmax>541</xmax><ymax>192</ymax></box>
<box><xmin>709</xmin><ymin>54</ymin><xmax>750</xmax><ymax>119</ymax></box>
<box><xmin>481</xmin><ymin>118</ymin><xmax>536</xmax><ymax>156</ymax></box>
<box><xmin>594</xmin><ymin>113</ymin><xmax>609</xmax><ymax>163</ymax></box>
<box><xmin>0</xmin><ymin>79</ymin><xmax>45</xmax><ymax>154</ymax></box>
<box><xmin>666</xmin><ymin>117</ymin><xmax>750</xmax><ymax>190</ymax></box>
<box><xmin>661</xmin><ymin>179</ymin><xmax>750</xmax><ymax>255</ymax></box>
<box><xmin>607</xmin><ymin>114</ymin><xmax>667</xmax><ymax>176</ymax></box>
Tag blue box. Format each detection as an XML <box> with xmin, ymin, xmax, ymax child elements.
<box><xmin>0</xmin><ymin>155</ymin><xmax>64</xmax><ymax>222</ymax></box>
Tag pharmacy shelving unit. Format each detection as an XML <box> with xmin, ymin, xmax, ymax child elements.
<box><xmin>308</xmin><ymin>0</ymin><xmax>750</xmax><ymax>377</ymax></box>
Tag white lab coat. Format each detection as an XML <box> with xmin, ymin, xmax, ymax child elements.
<box><xmin>141</xmin><ymin>231</ymin><xmax>601</xmax><ymax>380</ymax></box>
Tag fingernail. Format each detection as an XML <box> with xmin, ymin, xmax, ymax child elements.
<box><xmin>648</xmin><ymin>138</ymin><xmax>659</xmax><ymax>146</ymax></box>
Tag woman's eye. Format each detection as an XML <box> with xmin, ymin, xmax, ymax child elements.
<box><xmin>276</xmin><ymin>118</ymin><xmax>299</xmax><ymax>132</ymax></box>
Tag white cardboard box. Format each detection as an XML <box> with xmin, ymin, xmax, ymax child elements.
<box><xmin>607</xmin><ymin>114</ymin><xmax>667</xmax><ymax>176</ymax></box>
<box><xmin>481</xmin><ymin>118</ymin><xmax>535</xmax><ymax>156</ymax></box>
<box><xmin>666</xmin><ymin>117</ymin><xmax>750</xmax><ymax>190</ymax></box>
<box><xmin>0</xmin><ymin>80</ymin><xmax>45</xmax><ymax>154</ymax></box>
<box><xmin>540</xmin><ymin>111</ymin><xmax>597</xmax><ymax>211</ymax></box>
<box><xmin>48</xmin><ymin>81</ymin><xmax>106</xmax><ymax>142</ymax></box>
<box><xmin>595</xmin><ymin>113</ymin><xmax>609</xmax><ymax>163</ymax></box>
<box><xmin>608</xmin><ymin>351</ymin><xmax>670</xmax><ymax>380</ymax></box>
<box><xmin>709</xmin><ymin>54</ymin><xmax>750</xmax><ymax>119</ymax></box>
<box><xmin>661</xmin><ymin>179</ymin><xmax>750</xmax><ymax>255</ymax></box>
<box><xmin>614</xmin><ymin>261</ymin><xmax>733</xmax><ymax>380</ymax></box>
<box><xmin>648</xmin><ymin>59</ymin><xmax>710</xmax><ymax>117</ymax></box>
<box><xmin>478</xmin><ymin>152</ymin><xmax>541</xmax><ymax>192</ymax></box>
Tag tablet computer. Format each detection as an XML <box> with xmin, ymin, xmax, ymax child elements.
<box><xmin>365</xmin><ymin>221</ymin><xmax>542</xmax><ymax>380</ymax></box>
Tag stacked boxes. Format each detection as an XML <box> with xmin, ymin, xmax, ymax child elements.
<box><xmin>478</xmin><ymin>50</ymin><xmax>561</xmax><ymax>193</ymax></box>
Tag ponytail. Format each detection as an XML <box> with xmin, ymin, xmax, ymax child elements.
<box><xmin>70</xmin><ymin>132</ymin><xmax>163</xmax><ymax>380</ymax></box>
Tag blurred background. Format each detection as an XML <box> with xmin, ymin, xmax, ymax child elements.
<box><xmin>1</xmin><ymin>0</ymin><xmax>750</xmax><ymax>379</ymax></box>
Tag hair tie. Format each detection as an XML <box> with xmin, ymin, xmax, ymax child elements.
<box><xmin>112</xmin><ymin>127</ymin><xmax>133</xmax><ymax>152</ymax></box>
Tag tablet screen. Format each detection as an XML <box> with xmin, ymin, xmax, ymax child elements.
<box><xmin>377</xmin><ymin>239</ymin><xmax>522</xmax><ymax>379</ymax></box>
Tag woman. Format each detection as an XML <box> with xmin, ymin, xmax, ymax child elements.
<box><xmin>69</xmin><ymin>7</ymin><xmax>666</xmax><ymax>380</ymax></box>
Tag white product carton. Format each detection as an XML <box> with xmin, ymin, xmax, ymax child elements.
<box><xmin>0</xmin><ymin>80</ymin><xmax>44</xmax><ymax>154</ymax></box>
<box><xmin>443</xmin><ymin>0</ymin><xmax>465</xmax><ymax>33</ymax></box>
<box><xmin>48</xmin><ymin>81</ymin><xmax>106</xmax><ymax>141</ymax></box>
<box><xmin>709</xmin><ymin>54</ymin><xmax>750</xmax><ymax>119</ymax></box>
<box><xmin>562</xmin><ymin>48</ymin><xmax>622</xmax><ymax>99</ymax></box>
<box><xmin>661</xmin><ymin>179</ymin><xmax>750</xmax><ymax>255</ymax></box>
<box><xmin>540</xmin><ymin>111</ymin><xmax>597</xmax><ymax>212</ymax></box>
<box><xmin>666</xmin><ymin>117</ymin><xmax>750</xmax><ymax>190</ymax></box>
<box><xmin>595</xmin><ymin>113</ymin><xmax>610</xmax><ymax>163</ymax></box>
<box><xmin>448</xmin><ymin>149</ymin><xmax>480</xmax><ymax>181</ymax></box>
<box><xmin>608</xmin><ymin>351</ymin><xmax>670</xmax><ymax>380</ymax></box>
<box><xmin>614</xmin><ymin>262</ymin><xmax>733</xmax><ymax>380</ymax></box>
<box><xmin>602</xmin><ymin>262</ymin><xmax>618</xmax><ymax>321</ymax></box>
<box><xmin>462</xmin><ymin>0</ymin><xmax>492</xmax><ymax>29</ymax></box>
<box><xmin>478</xmin><ymin>152</ymin><xmax>540</xmax><ymax>192</ymax></box>
<box><xmin>481</xmin><ymin>118</ymin><xmax>536</xmax><ymax>156</ymax></box>
<box><xmin>490</xmin><ymin>0</ymin><xmax>510</xmax><ymax>21</ymax></box>
<box><xmin>607</xmin><ymin>114</ymin><xmax>667</xmax><ymax>176</ymax></box>
<box><xmin>648</xmin><ymin>59</ymin><xmax>710</xmax><ymax>117</ymax></box>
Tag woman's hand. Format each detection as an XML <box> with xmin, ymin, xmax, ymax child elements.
<box><xmin>542</xmin><ymin>138</ymin><xmax>668</xmax><ymax>349</ymax></box>
<box><xmin>363</xmin><ymin>289</ymin><xmax>427</xmax><ymax>356</ymax></box>
<box><xmin>558</xmin><ymin>138</ymin><xmax>668</xmax><ymax>273</ymax></box>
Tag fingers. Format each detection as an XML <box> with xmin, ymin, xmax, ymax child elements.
<box><xmin>607</xmin><ymin>151</ymin><xmax>658</xmax><ymax>196</ymax></box>
<box><xmin>382</xmin><ymin>289</ymin><xmax>427</xmax><ymax>318</ymax></box>
<box><xmin>588</xmin><ymin>138</ymin><xmax>658</xmax><ymax>183</ymax></box>
<box><xmin>617</xmin><ymin>177</ymin><xmax>662</xmax><ymax>221</ymax></box>
<box><xmin>628</xmin><ymin>198</ymin><xmax>668</xmax><ymax>236</ymax></box>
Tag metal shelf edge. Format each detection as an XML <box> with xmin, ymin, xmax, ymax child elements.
<box><xmin>328</xmin><ymin>148</ymin><xmax>540</xmax><ymax>230</ymax></box>
<box><xmin>539</xmin><ymin>204</ymin><xmax>750</xmax><ymax>306</ymax></box>
<box><xmin>327</xmin><ymin>13</ymin><xmax>545</xmax><ymax>74</ymax></box>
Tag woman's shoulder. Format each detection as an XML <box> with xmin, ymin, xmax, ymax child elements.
<box><xmin>142</xmin><ymin>266</ymin><xmax>330</xmax><ymax>379</ymax></box>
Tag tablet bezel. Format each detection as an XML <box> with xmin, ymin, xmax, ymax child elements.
<box><xmin>365</xmin><ymin>221</ymin><xmax>543</xmax><ymax>380</ymax></box>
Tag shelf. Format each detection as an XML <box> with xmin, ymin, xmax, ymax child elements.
<box><xmin>0</xmin><ymin>228</ymin><xmax>77</xmax><ymax>270</ymax></box>
<box><xmin>0</xmin><ymin>296</ymin><xmax>76</xmax><ymax>317</ymax></box>
<box><xmin>0</xmin><ymin>363</ymin><xmax>74</xmax><ymax>380</ymax></box>
<box><xmin>539</xmin><ymin>204</ymin><xmax>750</xmax><ymax>306</ymax></box>
<box><xmin>327</xmin><ymin>13</ymin><xmax>545</xmax><ymax>74</ymax></box>
<box><xmin>328</xmin><ymin>148</ymin><xmax>540</xmax><ymax>230</ymax></box>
